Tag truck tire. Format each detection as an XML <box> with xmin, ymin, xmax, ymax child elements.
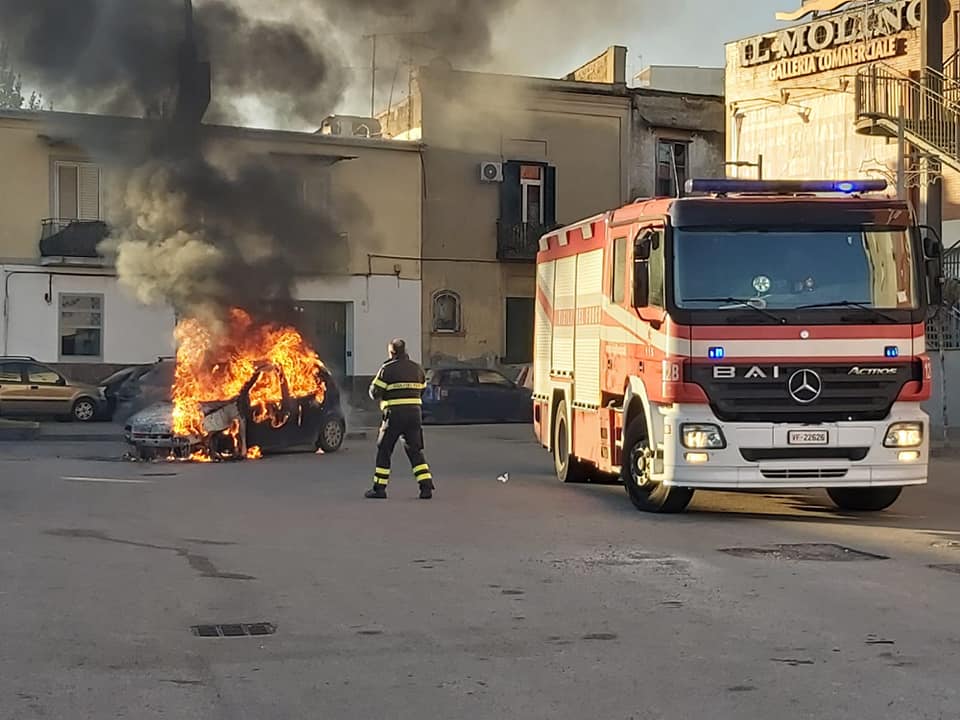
<box><xmin>553</xmin><ymin>400</ymin><xmax>589</xmax><ymax>483</ymax></box>
<box><xmin>621</xmin><ymin>416</ymin><xmax>694</xmax><ymax>513</ymax></box>
<box><xmin>827</xmin><ymin>487</ymin><xmax>902</xmax><ymax>512</ymax></box>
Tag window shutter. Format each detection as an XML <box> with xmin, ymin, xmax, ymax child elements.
<box><xmin>57</xmin><ymin>164</ymin><xmax>79</xmax><ymax>219</ymax></box>
<box><xmin>544</xmin><ymin>166</ymin><xmax>557</xmax><ymax>227</ymax></box>
<box><xmin>78</xmin><ymin>165</ymin><xmax>101</xmax><ymax>220</ymax></box>
<box><xmin>499</xmin><ymin>161</ymin><xmax>522</xmax><ymax>225</ymax></box>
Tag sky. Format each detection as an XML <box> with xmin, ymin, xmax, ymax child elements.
<box><xmin>334</xmin><ymin>0</ymin><xmax>788</xmax><ymax>119</ymax></box>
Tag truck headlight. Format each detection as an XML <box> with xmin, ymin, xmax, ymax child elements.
<box><xmin>883</xmin><ymin>422</ymin><xmax>923</xmax><ymax>448</ymax></box>
<box><xmin>680</xmin><ymin>423</ymin><xmax>726</xmax><ymax>449</ymax></box>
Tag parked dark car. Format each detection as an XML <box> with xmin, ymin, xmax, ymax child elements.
<box><xmin>112</xmin><ymin>358</ymin><xmax>176</xmax><ymax>422</ymax></box>
<box><xmin>97</xmin><ymin>364</ymin><xmax>155</xmax><ymax>419</ymax></box>
<box><xmin>422</xmin><ymin>367</ymin><xmax>533</xmax><ymax>424</ymax></box>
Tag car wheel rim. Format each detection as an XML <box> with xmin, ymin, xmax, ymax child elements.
<box><xmin>76</xmin><ymin>402</ymin><xmax>94</xmax><ymax>421</ymax></box>
<box><xmin>324</xmin><ymin>421</ymin><xmax>343</xmax><ymax>447</ymax></box>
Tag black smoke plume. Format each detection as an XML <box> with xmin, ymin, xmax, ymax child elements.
<box><xmin>0</xmin><ymin>0</ymin><xmax>516</xmax><ymax>325</ymax></box>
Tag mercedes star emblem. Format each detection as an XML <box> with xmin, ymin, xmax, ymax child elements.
<box><xmin>788</xmin><ymin>369</ymin><xmax>822</xmax><ymax>404</ymax></box>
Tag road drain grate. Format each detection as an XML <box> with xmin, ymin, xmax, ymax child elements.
<box><xmin>718</xmin><ymin>543</ymin><xmax>888</xmax><ymax>561</ymax></box>
<box><xmin>192</xmin><ymin>622</ymin><xmax>276</xmax><ymax>638</ymax></box>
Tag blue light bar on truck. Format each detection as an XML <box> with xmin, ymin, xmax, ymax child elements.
<box><xmin>684</xmin><ymin>179</ymin><xmax>889</xmax><ymax>195</ymax></box>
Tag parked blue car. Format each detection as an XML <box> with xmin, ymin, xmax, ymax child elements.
<box><xmin>422</xmin><ymin>367</ymin><xmax>533</xmax><ymax>425</ymax></box>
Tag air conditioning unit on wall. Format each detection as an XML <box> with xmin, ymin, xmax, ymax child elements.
<box><xmin>479</xmin><ymin>161</ymin><xmax>503</xmax><ymax>183</ymax></box>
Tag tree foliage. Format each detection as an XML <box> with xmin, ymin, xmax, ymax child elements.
<box><xmin>0</xmin><ymin>41</ymin><xmax>45</xmax><ymax>110</ymax></box>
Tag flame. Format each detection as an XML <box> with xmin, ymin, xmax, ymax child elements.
<box><xmin>171</xmin><ymin>308</ymin><xmax>326</xmax><ymax>453</ymax></box>
<box><xmin>246</xmin><ymin>446</ymin><xmax>263</xmax><ymax>460</ymax></box>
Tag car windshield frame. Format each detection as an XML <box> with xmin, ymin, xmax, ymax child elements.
<box><xmin>666</xmin><ymin>225</ymin><xmax>926</xmax><ymax>326</ymax></box>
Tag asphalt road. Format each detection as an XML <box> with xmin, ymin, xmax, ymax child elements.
<box><xmin>2</xmin><ymin>426</ymin><xmax>959</xmax><ymax>719</ymax></box>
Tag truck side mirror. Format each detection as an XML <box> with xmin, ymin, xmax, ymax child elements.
<box><xmin>923</xmin><ymin>236</ymin><xmax>942</xmax><ymax>260</ymax></box>
<box><xmin>927</xmin><ymin>259</ymin><xmax>944</xmax><ymax>307</ymax></box>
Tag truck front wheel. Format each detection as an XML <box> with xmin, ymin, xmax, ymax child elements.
<box><xmin>622</xmin><ymin>417</ymin><xmax>694</xmax><ymax>513</ymax></box>
<box><xmin>827</xmin><ymin>487</ymin><xmax>902</xmax><ymax>512</ymax></box>
<box><xmin>553</xmin><ymin>400</ymin><xmax>589</xmax><ymax>483</ymax></box>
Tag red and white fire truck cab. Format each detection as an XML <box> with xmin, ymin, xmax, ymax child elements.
<box><xmin>532</xmin><ymin>178</ymin><xmax>944</xmax><ymax>513</ymax></box>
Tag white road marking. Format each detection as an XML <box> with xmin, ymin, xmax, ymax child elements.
<box><xmin>62</xmin><ymin>477</ymin><xmax>155</xmax><ymax>485</ymax></box>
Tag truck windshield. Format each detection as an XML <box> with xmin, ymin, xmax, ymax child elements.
<box><xmin>672</xmin><ymin>228</ymin><xmax>919</xmax><ymax>312</ymax></box>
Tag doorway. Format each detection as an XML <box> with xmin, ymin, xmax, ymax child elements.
<box><xmin>295</xmin><ymin>301</ymin><xmax>352</xmax><ymax>381</ymax></box>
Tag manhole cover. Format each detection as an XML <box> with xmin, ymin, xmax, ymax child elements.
<box><xmin>718</xmin><ymin>543</ymin><xmax>888</xmax><ymax>561</ymax></box>
<box><xmin>929</xmin><ymin>563</ymin><xmax>960</xmax><ymax>575</ymax></box>
<box><xmin>191</xmin><ymin>622</ymin><xmax>276</xmax><ymax>638</ymax></box>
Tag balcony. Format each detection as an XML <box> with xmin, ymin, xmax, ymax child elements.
<box><xmin>40</xmin><ymin>218</ymin><xmax>110</xmax><ymax>259</ymax></box>
<box><xmin>497</xmin><ymin>221</ymin><xmax>552</xmax><ymax>262</ymax></box>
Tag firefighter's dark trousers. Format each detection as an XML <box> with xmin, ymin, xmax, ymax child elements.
<box><xmin>372</xmin><ymin>407</ymin><xmax>432</xmax><ymax>486</ymax></box>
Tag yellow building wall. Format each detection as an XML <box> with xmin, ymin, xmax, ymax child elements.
<box><xmin>415</xmin><ymin>69</ymin><xmax>631</xmax><ymax>364</ymax></box>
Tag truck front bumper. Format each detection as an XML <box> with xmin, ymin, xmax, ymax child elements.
<box><xmin>654</xmin><ymin>404</ymin><xmax>929</xmax><ymax>490</ymax></box>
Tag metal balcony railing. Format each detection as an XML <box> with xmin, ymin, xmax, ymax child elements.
<box><xmin>496</xmin><ymin>221</ymin><xmax>552</xmax><ymax>262</ymax></box>
<box><xmin>39</xmin><ymin>218</ymin><xmax>109</xmax><ymax>258</ymax></box>
<box><xmin>854</xmin><ymin>63</ymin><xmax>960</xmax><ymax>172</ymax></box>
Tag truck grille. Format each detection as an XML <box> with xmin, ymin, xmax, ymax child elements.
<box><xmin>686</xmin><ymin>361</ymin><xmax>917</xmax><ymax>423</ymax></box>
<box><xmin>741</xmin><ymin>448</ymin><xmax>869</xmax><ymax>462</ymax></box>
<box><xmin>761</xmin><ymin>468</ymin><xmax>848</xmax><ymax>480</ymax></box>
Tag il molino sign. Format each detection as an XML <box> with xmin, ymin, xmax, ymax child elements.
<box><xmin>739</xmin><ymin>0</ymin><xmax>921</xmax><ymax>80</ymax></box>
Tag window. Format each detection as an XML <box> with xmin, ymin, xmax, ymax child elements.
<box><xmin>656</xmin><ymin>140</ymin><xmax>689</xmax><ymax>198</ymax></box>
<box><xmin>521</xmin><ymin>165</ymin><xmax>543</xmax><ymax>224</ymax></box>
<box><xmin>27</xmin><ymin>364</ymin><xmax>62</xmax><ymax>385</ymax></box>
<box><xmin>477</xmin><ymin>370</ymin><xmax>513</xmax><ymax>387</ymax></box>
<box><xmin>54</xmin><ymin>161</ymin><xmax>102</xmax><ymax>221</ymax></box>
<box><xmin>648</xmin><ymin>230</ymin><xmax>665</xmax><ymax>308</ymax></box>
<box><xmin>500</xmin><ymin>161</ymin><xmax>557</xmax><ymax>228</ymax></box>
<box><xmin>611</xmin><ymin>237</ymin><xmax>627</xmax><ymax>303</ymax></box>
<box><xmin>442</xmin><ymin>369</ymin><xmax>476</xmax><ymax>386</ymax></box>
<box><xmin>0</xmin><ymin>362</ymin><xmax>23</xmax><ymax>383</ymax></box>
<box><xmin>59</xmin><ymin>294</ymin><xmax>103</xmax><ymax>358</ymax></box>
<box><xmin>504</xmin><ymin>297</ymin><xmax>534</xmax><ymax>364</ymax></box>
<box><xmin>432</xmin><ymin>290</ymin><xmax>462</xmax><ymax>333</ymax></box>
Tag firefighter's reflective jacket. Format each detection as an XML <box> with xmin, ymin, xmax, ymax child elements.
<box><xmin>368</xmin><ymin>357</ymin><xmax>426</xmax><ymax>412</ymax></box>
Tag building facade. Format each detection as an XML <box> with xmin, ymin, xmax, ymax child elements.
<box><xmin>380</xmin><ymin>48</ymin><xmax>724</xmax><ymax>371</ymax></box>
<box><xmin>0</xmin><ymin>110</ymin><xmax>423</xmax><ymax>395</ymax></box>
<box><xmin>726</xmin><ymin>0</ymin><xmax>960</xmax><ymax>236</ymax></box>
<box><xmin>725</xmin><ymin>0</ymin><xmax>960</xmax><ymax>432</ymax></box>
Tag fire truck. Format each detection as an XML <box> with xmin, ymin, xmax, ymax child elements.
<box><xmin>532</xmin><ymin>179</ymin><xmax>944</xmax><ymax>513</ymax></box>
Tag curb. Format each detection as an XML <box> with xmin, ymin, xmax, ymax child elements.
<box><xmin>0</xmin><ymin>422</ymin><xmax>40</xmax><ymax>442</ymax></box>
<box><xmin>0</xmin><ymin>428</ymin><xmax>374</xmax><ymax>443</ymax></box>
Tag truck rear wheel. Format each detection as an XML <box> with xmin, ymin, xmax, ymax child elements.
<box><xmin>553</xmin><ymin>400</ymin><xmax>589</xmax><ymax>483</ymax></box>
<box><xmin>827</xmin><ymin>487</ymin><xmax>902</xmax><ymax>512</ymax></box>
<box><xmin>622</xmin><ymin>416</ymin><xmax>693</xmax><ymax>513</ymax></box>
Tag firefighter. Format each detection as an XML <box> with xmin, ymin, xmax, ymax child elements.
<box><xmin>365</xmin><ymin>338</ymin><xmax>434</xmax><ymax>500</ymax></box>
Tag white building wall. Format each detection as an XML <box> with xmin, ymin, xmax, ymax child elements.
<box><xmin>1</xmin><ymin>265</ymin><xmax>175</xmax><ymax>364</ymax></box>
<box><xmin>634</xmin><ymin>66</ymin><xmax>725</xmax><ymax>96</ymax></box>
<box><xmin>296</xmin><ymin>275</ymin><xmax>422</xmax><ymax>376</ymax></box>
<box><xmin>0</xmin><ymin>266</ymin><xmax>421</xmax><ymax>377</ymax></box>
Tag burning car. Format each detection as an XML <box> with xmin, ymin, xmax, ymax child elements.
<box><xmin>124</xmin><ymin>362</ymin><xmax>345</xmax><ymax>460</ymax></box>
<box><xmin>124</xmin><ymin>310</ymin><xmax>345</xmax><ymax>461</ymax></box>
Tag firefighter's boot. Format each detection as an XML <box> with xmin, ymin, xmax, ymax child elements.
<box><xmin>365</xmin><ymin>484</ymin><xmax>388</xmax><ymax>499</ymax></box>
<box><xmin>418</xmin><ymin>479</ymin><xmax>434</xmax><ymax>500</ymax></box>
